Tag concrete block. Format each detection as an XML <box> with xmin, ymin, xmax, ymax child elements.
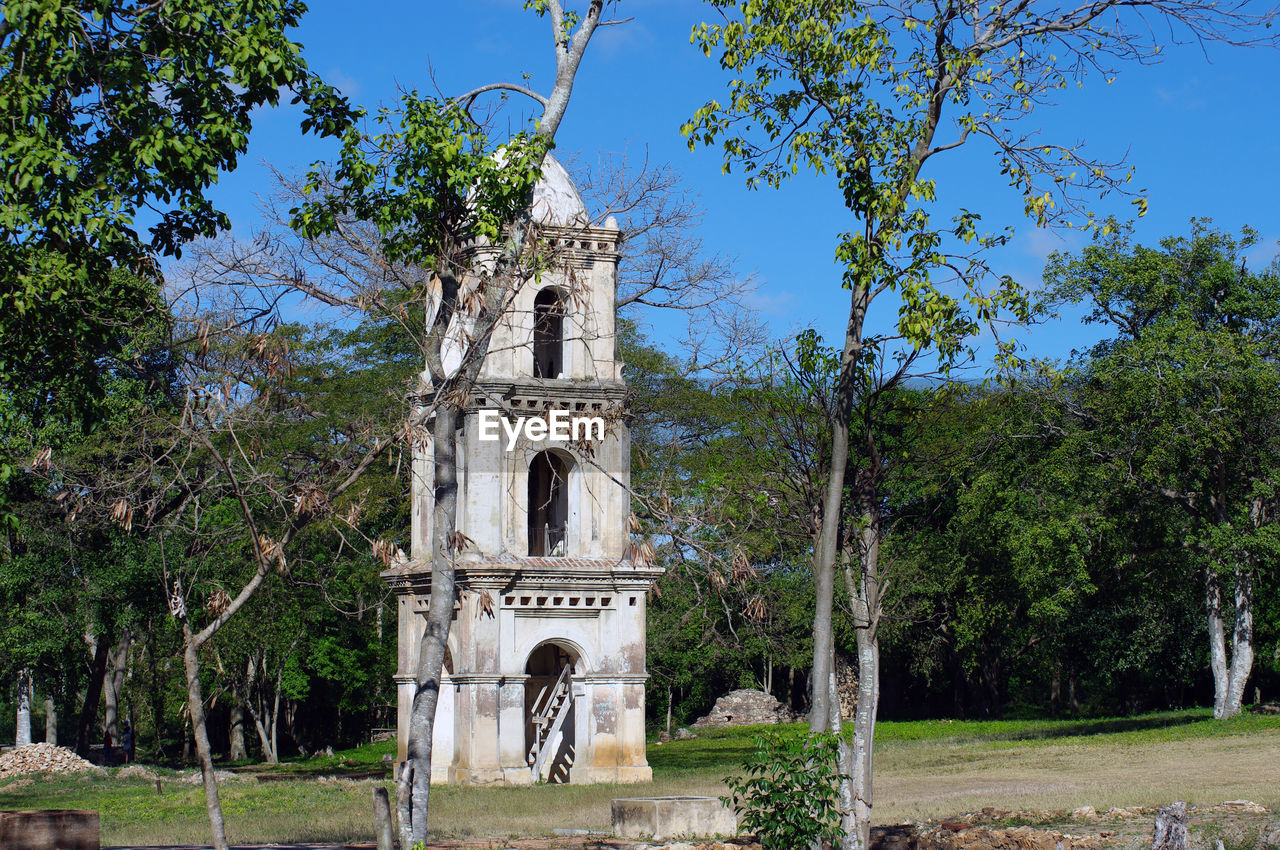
<box><xmin>612</xmin><ymin>795</ymin><xmax>737</xmax><ymax>840</ymax></box>
<box><xmin>0</xmin><ymin>810</ymin><xmax>100</xmax><ymax>850</ymax></box>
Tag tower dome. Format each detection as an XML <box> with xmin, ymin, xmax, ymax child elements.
<box><xmin>530</xmin><ymin>154</ymin><xmax>589</xmax><ymax>227</ymax></box>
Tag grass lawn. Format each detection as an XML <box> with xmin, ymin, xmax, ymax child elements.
<box><xmin>2</xmin><ymin>709</ymin><xmax>1278</xmax><ymax>845</ymax></box>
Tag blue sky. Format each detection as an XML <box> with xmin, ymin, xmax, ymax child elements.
<box><xmin>207</xmin><ymin>0</ymin><xmax>1280</xmax><ymax>368</ymax></box>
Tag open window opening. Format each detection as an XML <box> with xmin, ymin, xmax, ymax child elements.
<box><xmin>533</xmin><ymin>288</ymin><xmax>566</xmax><ymax>379</ymax></box>
<box><xmin>528</xmin><ymin>450</ymin><xmax>570</xmax><ymax>557</ymax></box>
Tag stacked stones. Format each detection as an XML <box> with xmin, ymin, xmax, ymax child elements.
<box><xmin>691</xmin><ymin>690</ymin><xmax>799</xmax><ymax>728</ymax></box>
<box><xmin>0</xmin><ymin>743</ymin><xmax>99</xmax><ymax>778</ymax></box>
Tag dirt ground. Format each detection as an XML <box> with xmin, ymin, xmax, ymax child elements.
<box><xmin>105</xmin><ymin>803</ymin><xmax>1280</xmax><ymax>850</ymax></box>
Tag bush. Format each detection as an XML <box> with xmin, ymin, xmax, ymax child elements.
<box><xmin>724</xmin><ymin>731</ymin><xmax>845</xmax><ymax>850</ymax></box>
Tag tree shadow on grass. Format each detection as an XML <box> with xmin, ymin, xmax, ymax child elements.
<box><xmin>647</xmin><ymin>710</ymin><xmax>1227</xmax><ymax>775</ymax></box>
<box><xmin>964</xmin><ymin>711</ymin><xmax>1213</xmax><ymax>744</ymax></box>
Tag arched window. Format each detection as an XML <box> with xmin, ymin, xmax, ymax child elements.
<box><xmin>528</xmin><ymin>450</ymin><xmax>570</xmax><ymax>556</ymax></box>
<box><xmin>533</xmin><ymin>288</ymin><xmax>565</xmax><ymax>379</ymax></box>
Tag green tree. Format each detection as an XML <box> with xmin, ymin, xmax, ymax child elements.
<box><xmin>0</xmin><ymin>270</ymin><xmax>174</xmax><ymax>750</ymax></box>
<box><xmin>684</xmin><ymin>3</ymin><xmax>1276</xmax><ymax>846</ymax></box>
<box><xmin>0</xmin><ymin>0</ymin><xmax>352</xmax><ymax>412</ymax></box>
<box><xmin>1047</xmin><ymin>220</ymin><xmax>1280</xmax><ymax>718</ymax></box>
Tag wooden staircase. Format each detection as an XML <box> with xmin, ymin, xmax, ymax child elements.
<box><xmin>528</xmin><ymin>665</ymin><xmax>574</xmax><ymax>783</ymax></box>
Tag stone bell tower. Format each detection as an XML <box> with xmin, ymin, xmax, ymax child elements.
<box><xmin>384</xmin><ymin>156</ymin><xmax>661</xmax><ymax>785</ymax></box>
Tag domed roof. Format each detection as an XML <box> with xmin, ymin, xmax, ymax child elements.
<box><xmin>530</xmin><ymin>154</ymin><xmax>589</xmax><ymax>227</ymax></box>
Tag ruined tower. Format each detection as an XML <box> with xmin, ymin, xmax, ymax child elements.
<box><xmin>385</xmin><ymin>156</ymin><xmax>660</xmax><ymax>785</ymax></box>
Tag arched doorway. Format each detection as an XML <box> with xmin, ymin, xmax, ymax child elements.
<box><xmin>533</xmin><ymin>288</ymin><xmax>566</xmax><ymax>379</ymax></box>
<box><xmin>524</xmin><ymin>642</ymin><xmax>578</xmax><ymax>783</ymax></box>
<box><xmin>528</xmin><ymin>451</ymin><xmax>570</xmax><ymax>556</ymax></box>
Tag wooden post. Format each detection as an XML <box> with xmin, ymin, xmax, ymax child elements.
<box><xmin>373</xmin><ymin>785</ymin><xmax>395</xmax><ymax>850</ymax></box>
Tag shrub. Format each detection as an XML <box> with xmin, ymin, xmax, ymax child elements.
<box><xmin>724</xmin><ymin>731</ymin><xmax>845</xmax><ymax>849</ymax></box>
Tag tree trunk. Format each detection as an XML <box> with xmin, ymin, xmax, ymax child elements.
<box><xmin>802</xmin><ymin>287</ymin><xmax>872</xmax><ymax>850</ymax></box>
<box><xmin>271</xmin><ymin>682</ymin><xmax>281</xmax><ymax>763</ymax></box>
<box><xmin>809</xmin><ymin>496</ymin><xmax>843</xmax><ymax>734</ymax></box>
<box><xmin>397</xmin><ymin>405</ymin><xmax>460</xmax><ymax>847</ymax></box>
<box><xmin>1205</xmin><ymin>568</ymin><xmax>1231</xmax><ymax>718</ymax></box>
<box><xmin>181</xmin><ymin>626</ymin><xmax>228</xmax><ymax>850</ymax></box>
<box><xmin>847</xmin><ymin>628</ymin><xmax>879</xmax><ymax>850</ymax></box>
<box><xmin>252</xmin><ymin>664</ymin><xmax>283</xmax><ymax>764</ymax></box>
<box><xmin>76</xmin><ymin>632</ymin><xmax>110</xmax><ymax>756</ymax></box>
<box><xmin>839</xmin><ymin>503</ymin><xmax>883</xmax><ymax>850</ymax></box>
<box><xmin>44</xmin><ymin>694</ymin><xmax>57</xmax><ymax>746</ymax></box>
<box><xmin>1222</xmin><ymin>567</ymin><xmax>1254</xmax><ymax>718</ymax></box>
<box><xmin>1152</xmin><ymin>801</ymin><xmax>1188</xmax><ymax>850</ymax></box>
<box><xmin>146</xmin><ymin>623</ymin><xmax>167</xmax><ymax>759</ymax></box>
<box><xmin>103</xmin><ymin>629</ymin><xmax>131</xmax><ymax>757</ymax></box>
<box><xmin>373</xmin><ymin>786</ymin><xmax>395</xmax><ymax>850</ymax></box>
<box><xmin>229</xmin><ymin>702</ymin><xmax>248</xmax><ymax>762</ymax></box>
<box><xmin>251</xmin><ymin>707</ymin><xmax>274</xmax><ymax>763</ymax></box>
<box><xmin>15</xmin><ymin>669</ymin><xmax>32</xmax><ymax>747</ymax></box>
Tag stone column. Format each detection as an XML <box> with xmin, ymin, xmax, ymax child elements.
<box><xmin>617</xmin><ymin>677</ymin><xmax>652</xmax><ymax>782</ymax></box>
<box><xmin>568</xmin><ymin>677</ymin><xmax>592</xmax><ymax>783</ymax></box>
<box><xmin>499</xmin><ymin>676</ymin><xmax>532</xmax><ymax>784</ymax></box>
<box><xmin>394</xmin><ymin>675</ymin><xmax>415</xmax><ymax>766</ymax></box>
<box><xmin>452</xmin><ymin>675</ymin><xmax>504</xmax><ymax>784</ymax></box>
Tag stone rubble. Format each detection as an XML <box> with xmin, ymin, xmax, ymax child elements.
<box><xmin>919</xmin><ymin>825</ymin><xmax>1106</xmax><ymax>850</ymax></box>
<box><xmin>1211</xmin><ymin>801</ymin><xmax>1268</xmax><ymax>815</ymax></box>
<box><xmin>0</xmin><ymin>743</ymin><xmax>101</xmax><ymax>778</ymax></box>
<box><xmin>179</xmin><ymin>768</ymin><xmax>242</xmax><ymax>784</ymax></box>
<box><xmin>691</xmin><ymin>690</ymin><xmax>799</xmax><ymax>728</ymax></box>
<box><xmin>114</xmin><ymin>764</ymin><xmax>159</xmax><ymax>781</ymax></box>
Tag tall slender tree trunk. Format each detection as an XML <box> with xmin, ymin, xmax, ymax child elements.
<box><xmin>1205</xmin><ymin>565</ymin><xmax>1254</xmax><ymax>719</ymax></box>
<box><xmin>103</xmin><ymin>629</ymin><xmax>131</xmax><ymax>756</ymax></box>
<box><xmin>181</xmin><ymin>626</ymin><xmax>228</xmax><ymax>850</ymax></box>
<box><xmin>397</xmin><ymin>406</ymin><xmax>460</xmax><ymax>847</ymax></box>
<box><xmin>229</xmin><ymin>702</ymin><xmax>248</xmax><ymax>762</ymax></box>
<box><xmin>44</xmin><ymin>694</ymin><xmax>57</xmax><ymax>746</ymax></box>
<box><xmin>146</xmin><ymin>623</ymin><xmax>167</xmax><ymax>758</ymax></box>
<box><xmin>15</xmin><ymin>668</ymin><xmax>33</xmax><ymax>747</ymax></box>
<box><xmin>76</xmin><ymin>631</ymin><xmax>110</xmax><ymax>756</ymax></box>
<box><xmin>1223</xmin><ymin>567</ymin><xmax>1254</xmax><ymax>717</ymax></box>
<box><xmin>839</xmin><ymin>502</ymin><xmax>883</xmax><ymax>850</ymax></box>
<box><xmin>1205</xmin><ymin>567</ymin><xmax>1228</xmax><ymax>717</ymax></box>
<box><xmin>271</xmin><ymin>684</ymin><xmax>281</xmax><ymax>763</ymax></box>
<box><xmin>252</xmin><ymin>702</ymin><xmax>275</xmax><ymax>763</ymax></box>
<box><xmin>810</xmin><ymin>289</ymin><xmax>870</xmax><ymax>850</ymax></box>
<box><xmin>809</xmin><ymin>308</ymin><xmax>864</xmax><ymax>733</ymax></box>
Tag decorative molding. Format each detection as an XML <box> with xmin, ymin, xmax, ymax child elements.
<box><xmin>514</xmin><ymin>609</ymin><xmax>599</xmax><ymax>619</ymax></box>
<box><xmin>582</xmin><ymin>674</ymin><xmax>649</xmax><ymax>685</ymax></box>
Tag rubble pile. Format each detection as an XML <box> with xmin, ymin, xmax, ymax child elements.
<box><xmin>180</xmin><ymin>769</ymin><xmax>241</xmax><ymax>784</ymax></box>
<box><xmin>0</xmin><ymin>743</ymin><xmax>99</xmax><ymax>778</ymax></box>
<box><xmin>918</xmin><ymin>825</ymin><xmax>1107</xmax><ymax>850</ymax></box>
<box><xmin>692</xmin><ymin>690</ymin><xmax>799</xmax><ymax>728</ymax></box>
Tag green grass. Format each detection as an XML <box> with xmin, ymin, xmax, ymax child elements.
<box><xmin>647</xmin><ymin>708</ymin><xmax>1280</xmax><ymax>775</ymax></box>
<box><xmin>236</xmin><ymin>739</ymin><xmax>397</xmax><ymax>776</ymax></box>
<box><xmin>3</xmin><ymin>709</ymin><xmax>1279</xmax><ymax>844</ymax></box>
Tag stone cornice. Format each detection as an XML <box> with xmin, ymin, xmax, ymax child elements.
<box><xmin>582</xmin><ymin>673</ymin><xmax>649</xmax><ymax>685</ymax></box>
<box><xmin>408</xmin><ymin>380</ymin><xmax>628</xmax><ymax>415</ymax></box>
<box><xmin>470</xmin><ymin>224</ymin><xmax>622</xmax><ymax>268</ymax></box>
<box><xmin>383</xmin><ymin>558</ymin><xmax>663</xmax><ymax>596</ymax></box>
<box><xmin>474</xmin><ymin>379</ymin><xmax>628</xmax><ymax>405</ymax></box>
